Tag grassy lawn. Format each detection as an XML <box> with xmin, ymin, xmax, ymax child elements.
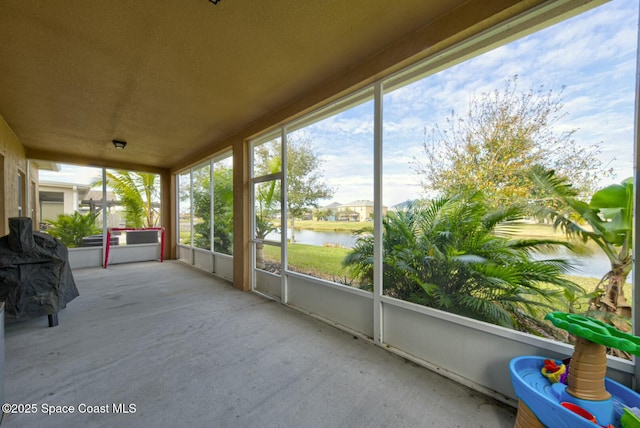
<box><xmin>509</xmin><ymin>223</ymin><xmax>564</xmax><ymax>239</ymax></box>
<box><xmin>263</xmin><ymin>243</ymin><xmax>351</xmax><ymax>280</ymax></box>
<box><xmin>179</xmin><ymin>231</ymin><xmax>190</xmax><ymax>244</ymax></box>
<box><xmin>494</xmin><ymin>222</ymin><xmax>602</xmax><ymax>253</ymax></box>
<box><xmin>564</xmin><ymin>275</ymin><xmax>632</xmax><ymax>303</ymax></box>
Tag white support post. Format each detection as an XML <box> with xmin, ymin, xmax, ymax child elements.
<box><xmin>102</xmin><ymin>169</ymin><xmax>108</xmax><ymax>258</ymax></box>
<box><xmin>189</xmin><ymin>168</ymin><xmax>194</xmax><ymax>250</ymax></box>
<box><xmin>209</xmin><ymin>160</ymin><xmax>214</xmax><ymax>255</ymax></box>
<box><xmin>248</xmin><ymin>144</ymin><xmax>257</xmax><ymax>292</ymax></box>
<box><xmin>102</xmin><ymin>169</ymin><xmax>107</xmax><ymax>237</ymax></box>
<box><xmin>373</xmin><ymin>82</ymin><xmax>384</xmax><ymax>344</ymax></box>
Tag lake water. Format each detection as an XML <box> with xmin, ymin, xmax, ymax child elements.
<box><xmin>267</xmin><ymin>228</ymin><xmax>358</xmax><ymax>249</ymax></box>
<box><xmin>532</xmin><ymin>252</ymin><xmax>615</xmax><ymax>280</ymax></box>
<box><xmin>266</xmin><ymin>229</ymin><xmax>627</xmax><ymax>280</ymax></box>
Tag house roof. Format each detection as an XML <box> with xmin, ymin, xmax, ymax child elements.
<box><xmin>322</xmin><ymin>202</ymin><xmax>343</xmax><ymax>209</ymax></box>
<box><xmin>343</xmin><ymin>200</ymin><xmax>375</xmax><ymax>207</ymax></box>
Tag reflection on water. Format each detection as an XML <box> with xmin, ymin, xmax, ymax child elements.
<box><xmin>265</xmin><ymin>228</ymin><xmax>628</xmax><ymax>280</ymax></box>
<box><xmin>266</xmin><ymin>228</ymin><xmax>358</xmax><ymax>249</ymax></box>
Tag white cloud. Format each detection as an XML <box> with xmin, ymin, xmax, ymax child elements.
<box><xmin>40</xmin><ymin>165</ymin><xmax>102</xmax><ymax>186</ymax></box>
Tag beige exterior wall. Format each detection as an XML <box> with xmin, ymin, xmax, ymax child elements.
<box><xmin>40</xmin><ymin>202</ymin><xmax>64</xmax><ymax>223</ymax></box>
<box><xmin>38</xmin><ymin>183</ymin><xmax>78</xmax><ymax>220</ymax></box>
<box><xmin>0</xmin><ymin>114</ymin><xmax>29</xmax><ymax>236</ymax></box>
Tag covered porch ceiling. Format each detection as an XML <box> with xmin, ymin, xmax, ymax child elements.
<box><xmin>0</xmin><ymin>0</ymin><xmax>532</xmax><ymax>173</ymax></box>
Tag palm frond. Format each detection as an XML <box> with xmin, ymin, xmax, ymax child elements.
<box><xmin>343</xmin><ymin>192</ymin><xmax>586</xmax><ymax>334</ymax></box>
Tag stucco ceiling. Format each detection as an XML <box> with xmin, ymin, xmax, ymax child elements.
<box><xmin>0</xmin><ymin>0</ymin><xmax>480</xmax><ymax>172</ymax></box>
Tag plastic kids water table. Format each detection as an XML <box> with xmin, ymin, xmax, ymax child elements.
<box><xmin>510</xmin><ymin>312</ymin><xmax>640</xmax><ymax>427</ymax></box>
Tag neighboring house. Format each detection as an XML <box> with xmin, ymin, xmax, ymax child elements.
<box><xmin>39</xmin><ymin>181</ymin><xmax>92</xmax><ymax>224</ymax></box>
<box><xmin>322</xmin><ymin>200</ymin><xmax>388</xmax><ymax>221</ymax></box>
<box><xmin>39</xmin><ymin>181</ymin><xmax>121</xmax><ymax>227</ymax></box>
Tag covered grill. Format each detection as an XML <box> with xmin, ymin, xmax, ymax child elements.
<box><xmin>0</xmin><ymin>217</ymin><xmax>78</xmax><ymax>327</ymax></box>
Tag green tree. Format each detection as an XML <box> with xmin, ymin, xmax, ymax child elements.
<box><xmin>93</xmin><ymin>171</ymin><xmax>160</xmax><ymax>228</ymax></box>
<box><xmin>45</xmin><ymin>211</ymin><xmax>101</xmax><ymax>248</ymax></box>
<box><xmin>253</xmin><ymin>141</ymin><xmax>282</xmax><ymax>269</ymax></box>
<box><xmin>414</xmin><ymin>75</ymin><xmax>612</xmax><ymax>208</ymax></box>
<box><xmin>252</xmin><ymin>136</ymin><xmax>333</xmax><ymax>269</ymax></box>
<box><xmin>314</xmin><ymin>208</ymin><xmax>332</xmax><ymax>221</ymax></box>
<box><xmin>191</xmin><ymin>166</ymin><xmax>211</xmax><ymax>249</ymax></box>
<box><xmin>255</xmin><ymin>179</ymin><xmax>280</xmax><ymax>269</ymax></box>
<box><xmin>528</xmin><ymin>167</ymin><xmax>633</xmax><ymax>333</ymax></box>
<box><xmin>344</xmin><ymin>194</ymin><xmax>581</xmax><ymax>333</ymax></box>
<box><xmin>286</xmin><ymin>137</ymin><xmax>334</xmax><ymax>242</ymax></box>
<box><xmin>192</xmin><ymin>163</ymin><xmax>234</xmax><ymax>254</ymax></box>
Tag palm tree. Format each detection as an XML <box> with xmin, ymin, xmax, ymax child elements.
<box><xmin>253</xmin><ymin>148</ymin><xmax>282</xmax><ymax>269</ymax></box>
<box><xmin>528</xmin><ymin>167</ymin><xmax>633</xmax><ymax>330</ymax></box>
<box><xmin>344</xmin><ymin>194</ymin><xmax>581</xmax><ymax>333</ymax></box>
<box><xmin>254</xmin><ymin>179</ymin><xmax>280</xmax><ymax>269</ymax></box>
<box><xmin>92</xmin><ymin>171</ymin><xmax>160</xmax><ymax>228</ymax></box>
<box><xmin>45</xmin><ymin>211</ymin><xmax>101</xmax><ymax>248</ymax></box>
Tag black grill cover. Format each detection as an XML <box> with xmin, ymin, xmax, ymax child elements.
<box><xmin>0</xmin><ymin>217</ymin><xmax>79</xmax><ymax>319</ymax></box>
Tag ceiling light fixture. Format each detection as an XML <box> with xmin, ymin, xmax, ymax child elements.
<box><xmin>112</xmin><ymin>140</ymin><xmax>127</xmax><ymax>150</ymax></box>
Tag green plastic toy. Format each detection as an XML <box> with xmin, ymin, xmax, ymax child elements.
<box><xmin>545</xmin><ymin>312</ymin><xmax>640</xmax><ymax>356</ymax></box>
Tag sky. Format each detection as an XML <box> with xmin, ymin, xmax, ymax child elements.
<box><xmin>42</xmin><ymin>0</ymin><xmax>639</xmax><ymax>209</ymax></box>
<box><xmin>306</xmin><ymin>0</ymin><xmax>639</xmax><ymax>207</ymax></box>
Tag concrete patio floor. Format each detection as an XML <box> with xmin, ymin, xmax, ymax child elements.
<box><xmin>3</xmin><ymin>261</ymin><xmax>516</xmax><ymax>427</ymax></box>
